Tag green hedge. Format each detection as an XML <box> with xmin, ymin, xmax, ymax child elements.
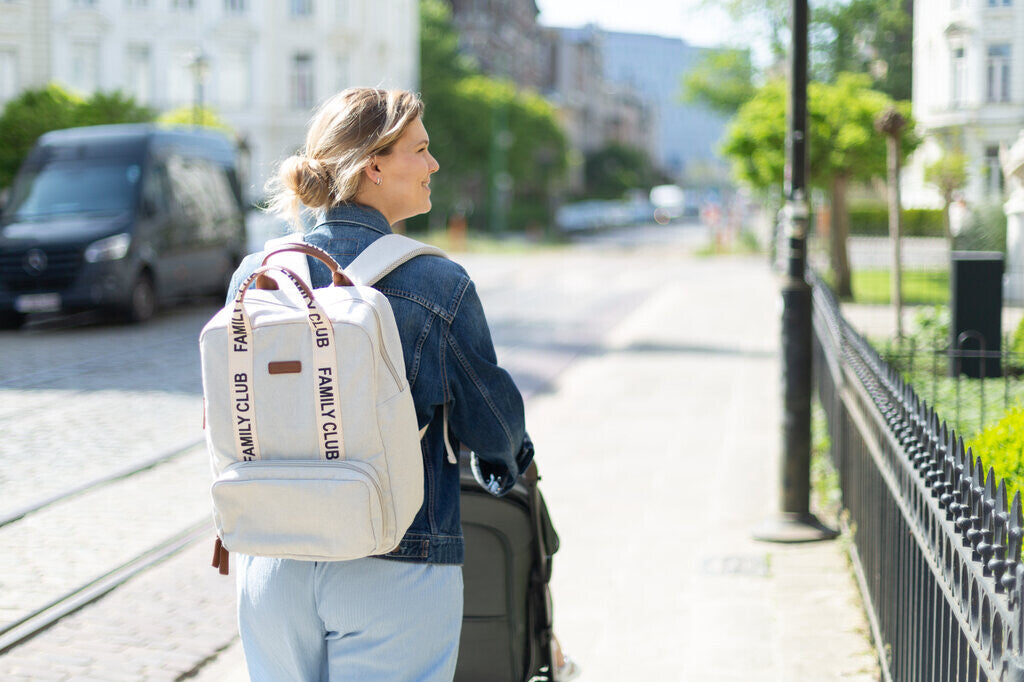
<box><xmin>968</xmin><ymin>406</ymin><xmax>1024</xmax><ymax>505</ymax></box>
<box><xmin>848</xmin><ymin>204</ymin><xmax>946</xmax><ymax>237</ymax></box>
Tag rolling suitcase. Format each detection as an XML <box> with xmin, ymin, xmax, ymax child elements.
<box><xmin>455</xmin><ymin>459</ymin><xmax>560</xmax><ymax>682</ymax></box>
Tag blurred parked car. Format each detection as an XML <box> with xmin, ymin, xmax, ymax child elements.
<box><xmin>0</xmin><ymin>124</ymin><xmax>246</xmax><ymax>328</ymax></box>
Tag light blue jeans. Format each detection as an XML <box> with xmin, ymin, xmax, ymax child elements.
<box><xmin>236</xmin><ymin>555</ymin><xmax>463</xmax><ymax>681</ymax></box>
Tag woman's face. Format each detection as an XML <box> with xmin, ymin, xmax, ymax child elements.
<box><xmin>371</xmin><ymin>118</ymin><xmax>440</xmax><ymax>224</ymax></box>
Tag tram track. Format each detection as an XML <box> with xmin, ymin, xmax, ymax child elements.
<box><xmin>0</xmin><ymin>519</ymin><xmax>212</xmax><ymax>655</ymax></box>
<box><xmin>0</xmin><ymin>437</ymin><xmax>204</xmax><ymax>529</ymax></box>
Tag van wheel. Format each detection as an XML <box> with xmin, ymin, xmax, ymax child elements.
<box><xmin>126</xmin><ymin>273</ymin><xmax>156</xmax><ymax>323</ymax></box>
<box><xmin>0</xmin><ymin>310</ymin><xmax>26</xmax><ymax>330</ymax></box>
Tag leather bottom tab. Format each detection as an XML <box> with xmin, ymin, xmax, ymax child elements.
<box><xmin>212</xmin><ymin>537</ymin><xmax>230</xmax><ymax>575</ymax></box>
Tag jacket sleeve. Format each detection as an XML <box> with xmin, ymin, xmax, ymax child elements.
<box><xmin>444</xmin><ymin>278</ymin><xmax>534</xmax><ymax>496</ymax></box>
<box><xmin>225</xmin><ymin>253</ymin><xmax>263</xmax><ymax>306</ymax></box>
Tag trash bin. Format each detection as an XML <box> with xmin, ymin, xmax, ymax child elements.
<box><xmin>949</xmin><ymin>251</ymin><xmax>1003</xmax><ymax>378</ymax></box>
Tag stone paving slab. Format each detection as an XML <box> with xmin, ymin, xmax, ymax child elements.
<box><xmin>523</xmin><ymin>256</ymin><xmax>879</xmax><ymax>681</ymax></box>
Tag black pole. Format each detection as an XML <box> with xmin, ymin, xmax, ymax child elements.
<box><xmin>754</xmin><ymin>0</ymin><xmax>837</xmax><ymax>543</ymax></box>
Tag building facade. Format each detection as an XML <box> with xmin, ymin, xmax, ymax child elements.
<box><xmin>0</xmin><ymin>0</ymin><xmax>418</xmax><ymax>199</ymax></box>
<box><xmin>544</xmin><ymin>26</ymin><xmax>650</xmax><ymax>155</ymax></box>
<box><xmin>0</xmin><ymin>0</ymin><xmax>51</xmax><ymax>102</ymax></box>
<box><xmin>907</xmin><ymin>0</ymin><xmax>1024</xmax><ymax>207</ymax></box>
<box><xmin>447</xmin><ymin>0</ymin><xmax>546</xmax><ymax>90</ymax></box>
<box><xmin>586</xmin><ymin>28</ymin><xmax>729</xmax><ymax>183</ymax></box>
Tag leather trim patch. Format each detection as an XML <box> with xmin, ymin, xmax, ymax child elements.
<box><xmin>268</xmin><ymin>361</ymin><xmax>302</xmax><ymax>375</ymax></box>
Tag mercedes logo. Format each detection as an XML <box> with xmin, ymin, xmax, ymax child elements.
<box><xmin>24</xmin><ymin>249</ymin><xmax>48</xmax><ymax>275</ymax></box>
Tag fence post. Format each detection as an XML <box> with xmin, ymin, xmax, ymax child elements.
<box><xmin>754</xmin><ymin>0</ymin><xmax>837</xmax><ymax>543</ymax></box>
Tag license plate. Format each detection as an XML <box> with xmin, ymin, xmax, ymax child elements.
<box><xmin>14</xmin><ymin>293</ymin><xmax>61</xmax><ymax>313</ymax></box>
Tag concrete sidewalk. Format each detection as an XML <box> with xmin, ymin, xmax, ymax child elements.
<box><xmin>197</xmin><ymin>254</ymin><xmax>879</xmax><ymax>681</ymax></box>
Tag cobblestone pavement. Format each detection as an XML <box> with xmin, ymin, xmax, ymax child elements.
<box><xmin>0</xmin><ymin>224</ymin><xmax>705</xmax><ymax>678</ymax></box>
<box><xmin>0</xmin><ymin>445</ymin><xmax>209</xmax><ymax>631</ymax></box>
<box><xmin>0</xmin><ymin>304</ymin><xmax>213</xmax><ymax>518</ymax></box>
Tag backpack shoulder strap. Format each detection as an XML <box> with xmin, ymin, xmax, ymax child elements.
<box><xmin>345</xmin><ymin>234</ymin><xmax>448</xmax><ymax>286</ymax></box>
<box><xmin>263</xmin><ymin>234</ymin><xmax>311</xmax><ymax>285</ymax></box>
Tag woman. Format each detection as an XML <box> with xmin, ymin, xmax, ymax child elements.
<box><xmin>226</xmin><ymin>88</ymin><xmax>534</xmax><ymax>681</ymax></box>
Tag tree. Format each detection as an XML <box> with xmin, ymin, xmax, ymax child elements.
<box><xmin>811</xmin><ymin>0</ymin><xmax>913</xmax><ymax>101</ymax></box>
<box><xmin>418</xmin><ymin>0</ymin><xmax>567</xmax><ymax>232</ymax></box>
<box><xmin>0</xmin><ymin>84</ymin><xmax>155</xmax><ymax>189</ymax></box>
<box><xmin>681</xmin><ymin>48</ymin><xmax>756</xmax><ymax>116</ymax></box>
<box><xmin>77</xmin><ymin>90</ymin><xmax>154</xmax><ymax>127</ymax></box>
<box><xmin>722</xmin><ymin>73</ymin><xmax>918</xmax><ymax>297</ymax></box>
<box><xmin>706</xmin><ymin>0</ymin><xmax>790</xmax><ymax>67</ymax></box>
<box><xmin>925</xmin><ymin>151</ymin><xmax>968</xmax><ymax>246</ymax></box>
<box><xmin>0</xmin><ymin>85</ymin><xmax>83</xmax><ymax>188</ymax></box>
<box><xmin>583</xmin><ymin>143</ymin><xmax>666</xmax><ymax>199</ymax></box>
<box><xmin>157</xmin><ymin>105</ymin><xmax>234</xmax><ymax>134</ymax></box>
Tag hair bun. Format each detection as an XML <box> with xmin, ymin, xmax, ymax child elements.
<box><xmin>282</xmin><ymin>155</ymin><xmax>333</xmax><ymax>209</ymax></box>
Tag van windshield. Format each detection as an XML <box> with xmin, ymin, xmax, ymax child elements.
<box><xmin>6</xmin><ymin>160</ymin><xmax>142</xmax><ymax>219</ymax></box>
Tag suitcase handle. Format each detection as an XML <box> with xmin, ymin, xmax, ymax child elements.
<box><xmin>257</xmin><ymin>243</ymin><xmax>353</xmax><ymax>289</ymax></box>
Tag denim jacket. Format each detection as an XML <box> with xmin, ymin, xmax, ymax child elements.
<box><xmin>226</xmin><ymin>203</ymin><xmax>534</xmax><ymax>564</ymax></box>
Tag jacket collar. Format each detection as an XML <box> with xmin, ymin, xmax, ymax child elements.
<box><xmin>321</xmin><ymin>203</ymin><xmax>392</xmax><ymax>235</ymax></box>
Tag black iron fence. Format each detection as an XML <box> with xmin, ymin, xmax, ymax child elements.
<box><xmin>811</xmin><ymin>270</ymin><xmax>1024</xmax><ymax>682</ymax></box>
<box><xmin>877</xmin><ymin>339</ymin><xmax>1024</xmax><ymax>440</ymax></box>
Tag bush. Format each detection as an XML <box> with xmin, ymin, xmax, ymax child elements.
<box><xmin>968</xmin><ymin>406</ymin><xmax>1024</xmax><ymax>501</ymax></box>
<box><xmin>907</xmin><ymin>305</ymin><xmax>950</xmax><ymax>350</ymax></box>
<box><xmin>0</xmin><ymin>84</ymin><xmax>155</xmax><ymax>189</ymax></box>
<box><xmin>848</xmin><ymin>203</ymin><xmax>946</xmax><ymax>237</ymax></box>
<box><xmin>955</xmin><ymin>202</ymin><xmax>1007</xmax><ymax>253</ymax></box>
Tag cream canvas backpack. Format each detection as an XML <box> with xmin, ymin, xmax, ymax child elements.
<box><xmin>200</xmin><ymin>236</ymin><xmax>449</xmax><ymax>572</ymax></box>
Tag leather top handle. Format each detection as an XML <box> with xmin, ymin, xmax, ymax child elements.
<box><xmin>257</xmin><ymin>243</ymin><xmax>353</xmax><ymax>289</ymax></box>
<box><xmin>241</xmin><ymin>264</ymin><xmax>319</xmax><ymax>302</ymax></box>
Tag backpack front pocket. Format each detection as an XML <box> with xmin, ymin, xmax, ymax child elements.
<box><xmin>212</xmin><ymin>459</ymin><xmax>386</xmax><ymax>561</ymax></box>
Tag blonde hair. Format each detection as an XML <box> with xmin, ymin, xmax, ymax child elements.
<box><xmin>266</xmin><ymin>88</ymin><xmax>425</xmax><ymax>228</ymax></box>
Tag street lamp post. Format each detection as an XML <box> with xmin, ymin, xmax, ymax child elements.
<box><xmin>753</xmin><ymin>0</ymin><xmax>838</xmax><ymax>543</ymax></box>
<box><xmin>187</xmin><ymin>48</ymin><xmax>210</xmax><ymax>127</ymax></box>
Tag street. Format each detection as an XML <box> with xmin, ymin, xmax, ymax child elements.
<box><xmin>0</xmin><ymin>221</ymin><xmax>713</xmax><ymax>678</ymax></box>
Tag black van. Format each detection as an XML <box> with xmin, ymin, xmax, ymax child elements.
<box><xmin>0</xmin><ymin>124</ymin><xmax>246</xmax><ymax>328</ymax></box>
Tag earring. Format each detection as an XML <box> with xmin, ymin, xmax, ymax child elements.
<box><xmin>375</xmin><ymin>177</ymin><xmax>382</xmax><ymax>186</ymax></box>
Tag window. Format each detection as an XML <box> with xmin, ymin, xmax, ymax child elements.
<box><xmin>0</xmin><ymin>48</ymin><xmax>17</xmax><ymax>102</ymax></box>
<box><xmin>290</xmin><ymin>53</ymin><xmax>314</xmax><ymax>108</ymax></box>
<box><xmin>125</xmin><ymin>45</ymin><xmax>151</xmax><ymax>104</ymax></box>
<box><xmin>985</xmin><ymin>146</ymin><xmax>1005</xmax><ymax>196</ymax></box>
<box><xmin>219</xmin><ymin>48</ymin><xmax>250</xmax><ymax>108</ymax></box>
<box><xmin>125</xmin><ymin>0</ymin><xmax>148</xmax><ymax>7</ymax></box>
<box><xmin>69</xmin><ymin>41</ymin><xmax>100</xmax><ymax>93</ymax></box>
<box><xmin>987</xmin><ymin>44</ymin><xmax>1011</xmax><ymax>102</ymax></box>
<box><xmin>951</xmin><ymin>46</ymin><xmax>966</xmax><ymax>107</ymax></box>
<box><xmin>171</xmin><ymin>0</ymin><xmax>195</xmax><ymax>9</ymax></box>
<box><xmin>290</xmin><ymin>0</ymin><xmax>312</xmax><ymax>16</ymax></box>
<box><xmin>224</xmin><ymin>0</ymin><xmax>245</xmax><ymax>12</ymax></box>
<box><xmin>168</xmin><ymin>46</ymin><xmax>195</xmax><ymax>105</ymax></box>
<box><xmin>987</xmin><ymin>0</ymin><xmax>1011</xmax><ymax>6</ymax></box>
<box><xmin>71</xmin><ymin>0</ymin><xmax>97</xmax><ymax>6</ymax></box>
<box><xmin>335</xmin><ymin>53</ymin><xmax>349</xmax><ymax>91</ymax></box>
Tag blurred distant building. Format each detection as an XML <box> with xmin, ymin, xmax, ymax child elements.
<box><xmin>592</xmin><ymin>28</ymin><xmax>728</xmax><ymax>183</ymax></box>
<box><xmin>542</xmin><ymin>26</ymin><xmax>652</xmax><ymax>190</ymax></box>
<box><xmin>446</xmin><ymin>0</ymin><xmax>547</xmax><ymax>89</ymax></box>
<box><xmin>544</xmin><ymin>26</ymin><xmax>650</xmax><ymax>153</ymax></box>
<box><xmin>0</xmin><ymin>1</ymin><xmax>50</xmax><ymax>102</ymax></box>
<box><xmin>0</xmin><ymin>0</ymin><xmax>418</xmax><ymax>200</ymax></box>
<box><xmin>904</xmin><ymin>0</ymin><xmax>1024</xmax><ymax>208</ymax></box>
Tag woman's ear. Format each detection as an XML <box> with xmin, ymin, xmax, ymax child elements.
<box><xmin>363</xmin><ymin>156</ymin><xmax>383</xmax><ymax>184</ymax></box>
